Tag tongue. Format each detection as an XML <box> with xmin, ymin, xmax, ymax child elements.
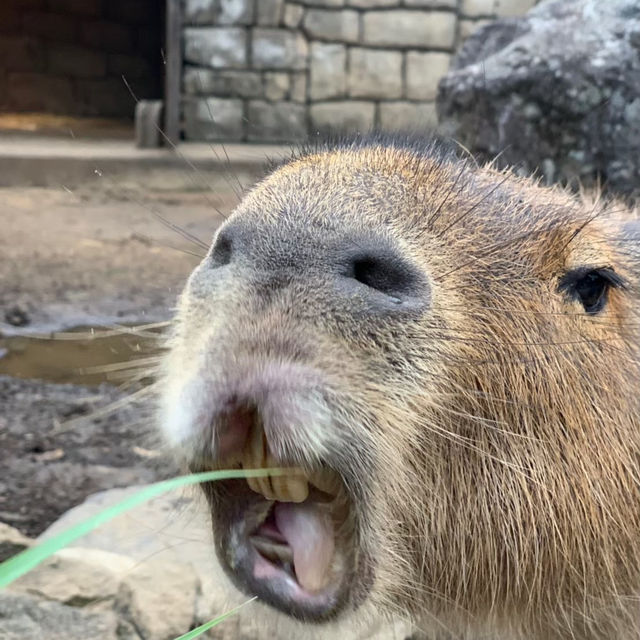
<box><xmin>274</xmin><ymin>502</ymin><xmax>335</xmax><ymax>593</ymax></box>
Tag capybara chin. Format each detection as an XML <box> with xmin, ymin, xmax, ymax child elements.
<box><xmin>159</xmin><ymin>135</ymin><xmax>640</xmax><ymax>639</ymax></box>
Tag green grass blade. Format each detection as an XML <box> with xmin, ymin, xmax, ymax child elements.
<box><xmin>0</xmin><ymin>469</ymin><xmax>282</xmax><ymax>588</ymax></box>
<box><xmin>172</xmin><ymin>597</ymin><xmax>257</xmax><ymax>640</ymax></box>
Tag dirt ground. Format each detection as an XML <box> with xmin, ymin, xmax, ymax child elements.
<box><xmin>0</xmin><ymin>165</ymin><xmax>259</xmax><ymax>537</ymax></box>
<box><xmin>0</xmin><ymin>375</ymin><xmax>164</xmax><ymax>539</ymax></box>
<box><xmin>0</xmin><ymin>167</ymin><xmax>257</xmax><ymax>334</ymax></box>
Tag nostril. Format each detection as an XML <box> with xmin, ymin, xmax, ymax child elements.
<box><xmin>209</xmin><ymin>229</ymin><xmax>233</xmax><ymax>267</ymax></box>
<box><xmin>348</xmin><ymin>252</ymin><xmax>421</xmax><ymax>301</ymax></box>
<box><xmin>352</xmin><ymin>257</ymin><xmax>393</xmax><ymax>294</ymax></box>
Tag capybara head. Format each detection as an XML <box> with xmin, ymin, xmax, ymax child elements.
<box><xmin>159</xmin><ymin>136</ymin><xmax>640</xmax><ymax>639</ymax></box>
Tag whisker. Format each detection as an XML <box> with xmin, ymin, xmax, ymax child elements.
<box><xmin>121</xmin><ymin>74</ymin><xmax>232</xmax><ymax>221</ymax></box>
<box><xmin>436</xmin><ymin>172</ymin><xmax>516</xmax><ymax>238</ymax></box>
<box><xmin>51</xmin><ymin>384</ymin><xmax>159</xmax><ymax>435</ymax></box>
<box><xmin>193</xmin><ymin>70</ymin><xmax>246</xmax><ymax>200</ymax></box>
<box><xmin>130</xmin><ymin>233</ymin><xmax>207</xmax><ymax>259</ymax></box>
<box><xmin>78</xmin><ymin>356</ymin><xmax>163</xmax><ymax>376</ymax></box>
<box><xmin>22</xmin><ymin>322</ymin><xmax>169</xmax><ymax>341</ymax></box>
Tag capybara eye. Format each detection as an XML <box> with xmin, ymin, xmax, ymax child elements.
<box><xmin>575</xmin><ymin>272</ymin><xmax>608</xmax><ymax>313</ymax></box>
<box><xmin>209</xmin><ymin>230</ymin><xmax>233</xmax><ymax>267</ymax></box>
<box><xmin>559</xmin><ymin>267</ymin><xmax>625</xmax><ymax>314</ymax></box>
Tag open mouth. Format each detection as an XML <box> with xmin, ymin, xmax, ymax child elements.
<box><xmin>199</xmin><ymin>409</ymin><xmax>357</xmax><ymax>621</ymax></box>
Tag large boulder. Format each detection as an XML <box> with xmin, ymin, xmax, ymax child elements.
<box><xmin>0</xmin><ymin>592</ymin><xmax>128</xmax><ymax>640</ymax></box>
<box><xmin>4</xmin><ymin>486</ymin><xmax>413</xmax><ymax>640</ymax></box>
<box><xmin>437</xmin><ymin>0</ymin><xmax>640</xmax><ymax>199</ymax></box>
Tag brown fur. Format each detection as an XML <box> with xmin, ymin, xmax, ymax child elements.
<box><xmin>160</xmin><ymin>136</ymin><xmax>640</xmax><ymax>639</ymax></box>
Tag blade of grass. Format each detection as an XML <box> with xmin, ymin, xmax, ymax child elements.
<box><xmin>173</xmin><ymin>597</ymin><xmax>257</xmax><ymax>640</ymax></box>
<box><xmin>0</xmin><ymin>468</ymin><xmax>285</xmax><ymax>588</ymax></box>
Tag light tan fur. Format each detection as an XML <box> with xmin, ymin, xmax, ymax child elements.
<box><xmin>160</xmin><ymin>137</ymin><xmax>640</xmax><ymax>639</ymax></box>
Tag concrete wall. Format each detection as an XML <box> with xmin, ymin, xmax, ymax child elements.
<box><xmin>182</xmin><ymin>0</ymin><xmax>539</xmax><ymax>142</ymax></box>
<box><xmin>0</xmin><ymin>0</ymin><xmax>164</xmax><ymax>119</ymax></box>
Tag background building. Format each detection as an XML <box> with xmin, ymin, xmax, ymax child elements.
<box><xmin>0</xmin><ymin>0</ymin><xmax>538</xmax><ymax>143</ymax></box>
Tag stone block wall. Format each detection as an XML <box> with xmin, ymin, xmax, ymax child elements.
<box><xmin>0</xmin><ymin>0</ymin><xmax>164</xmax><ymax>119</ymax></box>
<box><xmin>182</xmin><ymin>0</ymin><xmax>539</xmax><ymax>142</ymax></box>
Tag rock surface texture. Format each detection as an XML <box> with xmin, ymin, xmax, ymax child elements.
<box><xmin>437</xmin><ymin>0</ymin><xmax>640</xmax><ymax>198</ymax></box>
<box><xmin>1</xmin><ymin>488</ymin><xmax>414</xmax><ymax>640</ymax></box>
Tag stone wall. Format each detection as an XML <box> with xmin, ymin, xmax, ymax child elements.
<box><xmin>0</xmin><ymin>0</ymin><xmax>164</xmax><ymax>119</ymax></box>
<box><xmin>182</xmin><ymin>0</ymin><xmax>539</xmax><ymax>142</ymax></box>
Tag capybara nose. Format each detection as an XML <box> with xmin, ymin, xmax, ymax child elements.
<box><xmin>207</xmin><ymin>221</ymin><xmax>431</xmax><ymax>314</ymax></box>
<box><xmin>208</xmin><ymin>226</ymin><xmax>234</xmax><ymax>268</ymax></box>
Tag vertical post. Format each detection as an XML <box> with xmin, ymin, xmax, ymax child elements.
<box><xmin>164</xmin><ymin>0</ymin><xmax>182</xmax><ymax>146</ymax></box>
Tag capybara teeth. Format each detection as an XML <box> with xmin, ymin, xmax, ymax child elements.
<box><xmin>239</xmin><ymin>422</ymin><xmax>331</xmax><ymax>503</ymax></box>
<box><xmin>310</xmin><ymin>469</ymin><xmax>341</xmax><ymax>496</ymax></box>
<box><xmin>242</xmin><ymin>417</ymin><xmax>264</xmax><ymax>495</ymax></box>
<box><xmin>272</xmin><ymin>473</ymin><xmax>309</xmax><ymax>503</ymax></box>
<box><xmin>239</xmin><ymin>422</ymin><xmax>307</xmax><ymax>502</ymax></box>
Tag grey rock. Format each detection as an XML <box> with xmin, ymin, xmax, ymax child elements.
<box><xmin>247</xmin><ymin>100</ymin><xmax>307</xmax><ymax>141</ymax></box>
<box><xmin>348</xmin><ymin>48</ymin><xmax>403</xmax><ymax>99</ymax></box>
<box><xmin>252</xmin><ymin>28</ymin><xmax>309</xmax><ymax>70</ymax></box>
<box><xmin>257</xmin><ymin>0</ymin><xmax>284</xmax><ymax>26</ymax></box>
<box><xmin>461</xmin><ymin>0</ymin><xmax>497</xmax><ymax>15</ymax></box>
<box><xmin>348</xmin><ymin>0</ymin><xmax>399</xmax><ymax>6</ymax></box>
<box><xmin>264</xmin><ymin>71</ymin><xmax>290</xmax><ymax>101</ymax></box>
<box><xmin>290</xmin><ymin>71</ymin><xmax>308</xmax><ymax>102</ymax></box>
<box><xmin>184</xmin><ymin>0</ymin><xmax>254</xmax><ymax>25</ymax></box>
<box><xmin>0</xmin><ymin>592</ymin><xmax>122</xmax><ymax>640</ymax></box>
<box><xmin>10</xmin><ymin>548</ymin><xmax>134</xmax><ymax>606</ymax></box>
<box><xmin>404</xmin><ymin>0</ymin><xmax>457</xmax><ymax>6</ymax></box>
<box><xmin>379</xmin><ymin>101</ymin><xmax>438</xmax><ymax>131</ymax></box>
<box><xmin>461</xmin><ymin>0</ymin><xmax>537</xmax><ymax>17</ymax></box>
<box><xmin>495</xmin><ymin>0</ymin><xmax>537</xmax><ymax>17</ymax></box>
<box><xmin>310</xmin><ymin>101</ymin><xmax>376</xmax><ymax>132</ymax></box>
<box><xmin>406</xmin><ymin>51</ymin><xmax>451</xmax><ymax>101</ymax></box>
<box><xmin>438</xmin><ymin>0</ymin><xmax>640</xmax><ymax>198</ymax></box>
<box><xmin>183</xmin><ymin>97</ymin><xmax>245</xmax><ymax>140</ymax></box>
<box><xmin>184</xmin><ymin>67</ymin><xmax>263</xmax><ymax>97</ymax></box>
<box><xmin>184</xmin><ymin>27</ymin><xmax>247</xmax><ymax>68</ymax></box>
<box><xmin>0</xmin><ymin>523</ymin><xmax>32</xmax><ymax>563</ymax></box>
<box><xmin>298</xmin><ymin>0</ymin><xmax>345</xmax><ymax>6</ymax></box>
<box><xmin>458</xmin><ymin>18</ymin><xmax>492</xmax><ymax>41</ymax></box>
<box><xmin>303</xmin><ymin>9</ymin><xmax>359</xmax><ymax>43</ymax></box>
<box><xmin>37</xmin><ymin>486</ymin><xmax>212</xmax><ymax>562</ymax></box>
<box><xmin>283</xmin><ymin>4</ymin><xmax>305</xmax><ymax>28</ymax></box>
<box><xmin>363</xmin><ymin>10</ymin><xmax>457</xmax><ymax>49</ymax></box>
<box><xmin>115</xmin><ymin>555</ymin><xmax>200</xmax><ymax>640</ymax></box>
<box><xmin>310</xmin><ymin>42</ymin><xmax>347</xmax><ymax>100</ymax></box>
<box><xmin>19</xmin><ymin>485</ymin><xmax>414</xmax><ymax>639</ymax></box>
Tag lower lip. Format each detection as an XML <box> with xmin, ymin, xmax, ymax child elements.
<box><xmin>253</xmin><ymin>551</ymin><xmax>297</xmax><ymax>589</ymax></box>
<box><xmin>206</xmin><ymin>482</ymin><xmax>356</xmax><ymax>618</ymax></box>
<box><xmin>251</xmin><ymin>544</ymin><xmax>338</xmax><ymax>607</ymax></box>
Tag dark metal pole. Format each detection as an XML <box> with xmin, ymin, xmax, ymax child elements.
<box><xmin>164</xmin><ymin>0</ymin><xmax>182</xmax><ymax>146</ymax></box>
